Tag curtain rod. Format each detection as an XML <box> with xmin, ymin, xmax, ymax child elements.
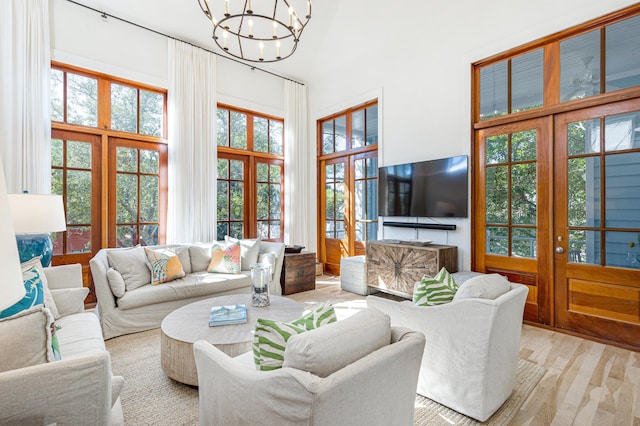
<box><xmin>64</xmin><ymin>0</ymin><xmax>305</xmax><ymax>86</ymax></box>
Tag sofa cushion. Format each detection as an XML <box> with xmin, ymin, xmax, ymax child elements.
<box><xmin>174</xmin><ymin>246</ymin><xmax>192</xmax><ymax>274</ymax></box>
<box><xmin>56</xmin><ymin>312</ymin><xmax>106</xmax><ymax>359</ymax></box>
<box><xmin>51</xmin><ymin>287</ymin><xmax>90</xmax><ymax>317</ymax></box>
<box><xmin>225</xmin><ymin>236</ymin><xmax>261</xmax><ymax>271</ymax></box>
<box><xmin>115</xmin><ymin>272</ymin><xmax>251</xmax><ymax>310</ymax></box>
<box><xmin>144</xmin><ymin>247</ymin><xmax>186</xmax><ymax>285</ymax></box>
<box><xmin>107</xmin><ymin>246</ymin><xmax>151</xmax><ymax>291</ymax></box>
<box><xmin>107</xmin><ymin>267</ymin><xmax>126</xmax><ymax>298</ymax></box>
<box><xmin>413</xmin><ymin>267</ymin><xmax>459</xmax><ymax>306</ymax></box>
<box><xmin>189</xmin><ymin>244</ymin><xmax>212</xmax><ymax>272</ymax></box>
<box><xmin>453</xmin><ymin>273</ymin><xmax>511</xmax><ymax>301</ymax></box>
<box><xmin>0</xmin><ymin>306</ymin><xmax>55</xmax><ymax>372</ymax></box>
<box><xmin>208</xmin><ymin>240</ymin><xmax>241</xmax><ymax>274</ymax></box>
<box><xmin>283</xmin><ymin>308</ymin><xmax>391</xmax><ymax>378</ymax></box>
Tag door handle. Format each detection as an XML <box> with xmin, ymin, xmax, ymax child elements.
<box><xmin>555</xmin><ymin>246</ymin><xmax>564</xmax><ymax>254</ymax></box>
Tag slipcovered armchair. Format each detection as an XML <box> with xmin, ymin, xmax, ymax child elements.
<box><xmin>193</xmin><ymin>308</ymin><xmax>426</xmax><ymax>426</ymax></box>
<box><xmin>367</xmin><ymin>275</ymin><xmax>528</xmax><ymax>422</ymax></box>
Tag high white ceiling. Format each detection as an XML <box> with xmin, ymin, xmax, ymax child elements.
<box><xmin>67</xmin><ymin>0</ymin><xmax>340</xmax><ymax>81</ymax></box>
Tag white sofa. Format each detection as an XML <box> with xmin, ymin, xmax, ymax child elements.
<box><xmin>367</xmin><ymin>272</ymin><xmax>529</xmax><ymax>422</ymax></box>
<box><xmin>0</xmin><ymin>264</ymin><xmax>124</xmax><ymax>426</ymax></box>
<box><xmin>193</xmin><ymin>308</ymin><xmax>426</xmax><ymax>426</ymax></box>
<box><xmin>90</xmin><ymin>241</ymin><xmax>285</xmax><ymax>339</ymax></box>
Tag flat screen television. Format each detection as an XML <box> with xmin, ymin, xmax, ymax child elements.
<box><xmin>378</xmin><ymin>155</ymin><xmax>469</xmax><ymax>218</ymax></box>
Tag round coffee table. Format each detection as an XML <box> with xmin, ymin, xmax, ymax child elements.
<box><xmin>160</xmin><ymin>294</ymin><xmax>304</xmax><ymax>386</ymax></box>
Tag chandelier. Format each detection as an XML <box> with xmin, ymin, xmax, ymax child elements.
<box><xmin>197</xmin><ymin>0</ymin><xmax>311</xmax><ymax>63</ymax></box>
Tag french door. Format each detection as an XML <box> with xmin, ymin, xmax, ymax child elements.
<box><xmin>474</xmin><ymin>117</ymin><xmax>553</xmax><ymax>324</ymax></box>
<box><xmin>553</xmin><ymin>99</ymin><xmax>640</xmax><ymax>348</ymax></box>
<box><xmin>475</xmin><ymin>100</ymin><xmax>640</xmax><ymax>348</ymax></box>
<box><xmin>320</xmin><ymin>152</ymin><xmax>378</xmax><ymax>275</ymax></box>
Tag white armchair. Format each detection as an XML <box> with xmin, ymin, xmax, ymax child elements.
<box><xmin>193</xmin><ymin>308</ymin><xmax>426</xmax><ymax>426</ymax></box>
<box><xmin>367</xmin><ymin>278</ymin><xmax>528</xmax><ymax>422</ymax></box>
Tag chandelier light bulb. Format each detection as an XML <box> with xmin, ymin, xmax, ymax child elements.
<box><xmin>225</xmin><ymin>0</ymin><xmax>230</xmax><ymax>16</ymax></box>
<box><xmin>223</xmin><ymin>29</ymin><xmax>229</xmax><ymax>50</ymax></box>
<box><xmin>273</xmin><ymin>20</ymin><xmax>278</xmax><ymax>38</ymax></box>
<box><xmin>307</xmin><ymin>0</ymin><xmax>310</xmax><ymax>17</ymax></box>
<box><xmin>276</xmin><ymin>40</ymin><xmax>281</xmax><ymax>58</ymax></box>
<box><xmin>247</xmin><ymin>0</ymin><xmax>252</xmax><ymax>13</ymax></box>
<box><xmin>288</xmin><ymin>7</ymin><xmax>294</xmax><ymax>28</ymax></box>
<box><xmin>259</xmin><ymin>41</ymin><xmax>264</xmax><ymax>61</ymax></box>
<box><xmin>248</xmin><ymin>19</ymin><xmax>254</xmax><ymax>37</ymax></box>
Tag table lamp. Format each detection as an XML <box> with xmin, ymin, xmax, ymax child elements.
<box><xmin>0</xmin><ymin>156</ymin><xmax>26</xmax><ymax>311</ymax></box>
<box><xmin>7</xmin><ymin>193</ymin><xmax>67</xmax><ymax>267</ymax></box>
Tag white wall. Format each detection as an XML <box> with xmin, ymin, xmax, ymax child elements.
<box><xmin>49</xmin><ymin>0</ymin><xmax>284</xmax><ymax>116</ymax></box>
<box><xmin>305</xmin><ymin>0</ymin><xmax>638</xmax><ymax>270</ymax></box>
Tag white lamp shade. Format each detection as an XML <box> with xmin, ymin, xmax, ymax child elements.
<box><xmin>0</xmin><ymin>158</ymin><xmax>26</xmax><ymax>311</ymax></box>
<box><xmin>8</xmin><ymin>194</ymin><xmax>67</xmax><ymax>234</ymax></box>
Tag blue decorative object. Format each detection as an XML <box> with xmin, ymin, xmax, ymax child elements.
<box><xmin>16</xmin><ymin>233</ymin><xmax>54</xmax><ymax>267</ymax></box>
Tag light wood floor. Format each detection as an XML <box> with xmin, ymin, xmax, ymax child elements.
<box><xmin>290</xmin><ymin>276</ymin><xmax>640</xmax><ymax>426</ymax></box>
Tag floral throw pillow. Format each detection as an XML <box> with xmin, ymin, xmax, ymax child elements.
<box><xmin>207</xmin><ymin>240</ymin><xmax>241</xmax><ymax>274</ymax></box>
<box><xmin>413</xmin><ymin>267</ymin><xmax>459</xmax><ymax>306</ymax></box>
<box><xmin>144</xmin><ymin>247</ymin><xmax>186</xmax><ymax>286</ymax></box>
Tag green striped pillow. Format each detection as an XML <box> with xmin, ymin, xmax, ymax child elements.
<box><xmin>253</xmin><ymin>302</ymin><xmax>337</xmax><ymax>370</ymax></box>
<box><xmin>413</xmin><ymin>267</ymin><xmax>459</xmax><ymax>306</ymax></box>
<box><xmin>291</xmin><ymin>301</ymin><xmax>337</xmax><ymax>330</ymax></box>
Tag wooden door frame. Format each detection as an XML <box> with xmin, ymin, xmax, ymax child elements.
<box><xmin>472</xmin><ymin>117</ymin><xmax>554</xmax><ymax>325</ymax></box>
<box><xmin>553</xmin><ymin>98</ymin><xmax>640</xmax><ymax>348</ymax></box>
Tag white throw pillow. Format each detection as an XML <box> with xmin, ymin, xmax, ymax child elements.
<box><xmin>107</xmin><ymin>246</ymin><xmax>151</xmax><ymax>291</ymax></box>
<box><xmin>174</xmin><ymin>246</ymin><xmax>192</xmax><ymax>274</ymax></box>
<box><xmin>453</xmin><ymin>273</ymin><xmax>511</xmax><ymax>301</ymax></box>
<box><xmin>0</xmin><ymin>306</ymin><xmax>55</xmax><ymax>372</ymax></box>
<box><xmin>51</xmin><ymin>287</ymin><xmax>90</xmax><ymax>316</ymax></box>
<box><xmin>107</xmin><ymin>267</ymin><xmax>126</xmax><ymax>298</ymax></box>
<box><xmin>189</xmin><ymin>244</ymin><xmax>212</xmax><ymax>272</ymax></box>
<box><xmin>282</xmin><ymin>308</ymin><xmax>391</xmax><ymax>378</ymax></box>
<box><xmin>257</xmin><ymin>252</ymin><xmax>276</xmax><ymax>279</ymax></box>
<box><xmin>225</xmin><ymin>236</ymin><xmax>261</xmax><ymax>271</ymax></box>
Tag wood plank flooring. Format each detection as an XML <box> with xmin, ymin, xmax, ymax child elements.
<box><xmin>290</xmin><ymin>276</ymin><xmax>640</xmax><ymax>426</ymax></box>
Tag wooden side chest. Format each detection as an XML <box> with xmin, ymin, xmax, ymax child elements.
<box><xmin>280</xmin><ymin>251</ymin><xmax>316</xmax><ymax>295</ymax></box>
<box><xmin>366</xmin><ymin>242</ymin><xmax>458</xmax><ymax>298</ymax></box>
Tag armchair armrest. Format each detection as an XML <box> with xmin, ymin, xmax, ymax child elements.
<box><xmin>193</xmin><ymin>340</ymin><xmax>318</xmax><ymax>425</ymax></box>
<box><xmin>0</xmin><ymin>352</ymin><xmax>113</xmax><ymax>426</ymax></box>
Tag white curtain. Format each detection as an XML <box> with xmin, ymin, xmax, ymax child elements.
<box><xmin>167</xmin><ymin>40</ymin><xmax>218</xmax><ymax>244</ymax></box>
<box><xmin>284</xmin><ymin>81</ymin><xmax>312</xmax><ymax>249</ymax></box>
<box><xmin>0</xmin><ymin>0</ymin><xmax>51</xmax><ymax>194</ymax></box>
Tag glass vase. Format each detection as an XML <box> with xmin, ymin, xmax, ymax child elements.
<box><xmin>251</xmin><ymin>263</ymin><xmax>270</xmax><ymax>307</ymax></box>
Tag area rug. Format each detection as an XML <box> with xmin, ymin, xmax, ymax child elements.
<box><xmin>106</xmin><ymin>329</ymin><xmax>545</xmax><ymax>425</ymax></box>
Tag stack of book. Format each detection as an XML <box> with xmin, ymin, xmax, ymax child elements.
<box><xmin>209</xmin><ymin>304</ymin><xmax>247</xmax><ymax>327</ymax></box>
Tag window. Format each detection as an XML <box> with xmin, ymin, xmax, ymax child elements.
<box><xmin>50</xmin><ymin>63</ymin><xmax>167</xmax><ymax>257</ymax></box>
<box><xmin>478</xmin><ymin>11</ymin><xmax>640</xmax><ymax>120</ymax></box>
<box><xmin>484</xmin><ymin>130</ymin><xmax>538</xmax><ymax>258</ymax></box>
<box><xmin>216</xmin><ymin>105</ymin><xmax>284</xmax><ymax>241</ymax></box>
